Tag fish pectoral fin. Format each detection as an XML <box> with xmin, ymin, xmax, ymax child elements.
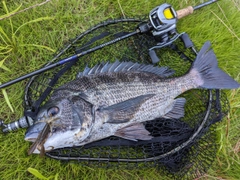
<box><xmin>163</xmin><ymin>98</ymin><xmax>186</xmax><ymax>119</ymax></box>
<box><xmin>78</xmin><ymin>92</ymin><xmax>93</xmax><ymax>104</ymax></box>
<box><xmin>100</xmin><ymin>94</ymin><xmax>155</xmax><ymax>123</ymax></box>
<box><xmin>114</xmin><ymin>123</ymin><xmax>153</xmax><ymax>141</ymax></box>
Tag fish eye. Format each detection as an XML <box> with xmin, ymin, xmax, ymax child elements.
<box><xmin>47</xmin><ymin>106</ymin><xmax>59</xmax><ymax>117</ymax></box>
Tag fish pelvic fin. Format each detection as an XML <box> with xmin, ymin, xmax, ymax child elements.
<box><xmin>191</xmin><ymin>41</ymin><xmax>240</xmax><ymax>89</ymax></box>
<box><xmin>114</xmin><ymin>123</ymin><xmax>153</xmax><ymax>141</ymax></box>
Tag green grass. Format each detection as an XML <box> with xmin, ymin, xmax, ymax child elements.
<box><xmin>0</xmin><ymin>0</ymin><xmax>240</xmax><ymax>179</ymax></box>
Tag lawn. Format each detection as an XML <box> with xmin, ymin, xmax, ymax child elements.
<box><xmin>0</xmin><ymin>0</ymin><xmax>239</xmax><ymax>179</ymax></box>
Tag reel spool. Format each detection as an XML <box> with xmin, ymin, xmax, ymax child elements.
<box><xmin>22</xmin><ymin>17</ymin><xmax>229</xmax><ymax>179</ymax></box>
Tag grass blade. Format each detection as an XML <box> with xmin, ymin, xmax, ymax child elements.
<box><xmin>0</xmin><ymin>56</ymin><xmax>11</xmax><ymax>71</ymax></box>
<box><xmin>0</xmin><ymin>26</ymin><xmax>11</xmax><ymax>44</ymax></box>
<box><xmin>27</xmin><ymin>168</ymin><xmax>48</xmax><ymax>180</ymax></box>
<box><xmin>14</xmin><ymin>17</ymin><xmax>54</xmax><ymax>35</ymax></box>
<box><xmin>0</xmin><ymin>1</ymin><xmax>22</xmax><ymax>20</ymax></box>
<box><xmin>0</xmin><ymin>64</ymin><xmax>11</xmax><ymax>71</ymax></box>
<box><xmin>0</xmin><ymin>47</ymin><xmax>12</xmax><ymax>55</ymax></box>
<box><xmin>2</xmin><ymin>0</ymin><xmax>14</xmax><ymax>34</ymax></box>
<box><xmin>1</xmin><ymin>88</ymin><xmax>14</xmax><ymax>112</ymax></box>
<box><xmin>20</xmin><ymin>44</ymin><xmax>55</xmax><ymax>52</ymax></box>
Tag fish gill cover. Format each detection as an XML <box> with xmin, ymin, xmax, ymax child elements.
<box><xmin>23</xmin><ymin>17</ymin><xmax>229</xmax><ymax>179</ymax></box>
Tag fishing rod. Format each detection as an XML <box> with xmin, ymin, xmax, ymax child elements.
<box><xmin>1</xmin><ymin>0</ymin><xmax>218</xmax><ymax>133</ymax></box>
<box><xmin>0</xmin><ymin>0</ymin><xmax>217</xmax><ymax>90</ymax></box>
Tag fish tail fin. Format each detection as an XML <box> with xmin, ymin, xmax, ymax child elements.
<box><xmin>190</xmin><ymin>41</ymin><xmax>240</xmax><ymax>89</ymax></box>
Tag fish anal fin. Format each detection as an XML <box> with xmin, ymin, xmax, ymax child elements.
<box><xmin>163</xmin><ymin>98</ymin><xmax>186</xmax><ymax>119</ymax></box>
<box><xmin>114</xmin><ymin>123</ymin><xmax>153</xmax><ymax>141</ymax></box>
<box><xmin>100</xmin><ymin>94</ymin><xmax>155</xmax><ymax>123</ymax></box>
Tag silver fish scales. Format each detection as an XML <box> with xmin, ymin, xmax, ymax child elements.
<box><xmin>25</xmin><ymin>41</ymin><xmax>240</xmax><ymax>154</ymax></box>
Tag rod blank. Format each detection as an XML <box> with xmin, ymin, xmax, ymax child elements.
<box><xmin>0</xmin><ymin>31</ymin><xmax>139</xmax><ymax>89</ymax></box>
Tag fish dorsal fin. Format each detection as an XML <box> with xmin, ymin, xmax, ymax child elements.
<box><xmin>77</xmin><ymin>61</ymin><xmax>174</xmax><ymax>78</ymax></box>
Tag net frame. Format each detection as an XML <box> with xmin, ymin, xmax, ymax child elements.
<box><xmin>23</xmin><ymin>17</ymin><xmax>229</xmax><ymax>179</ymax></box>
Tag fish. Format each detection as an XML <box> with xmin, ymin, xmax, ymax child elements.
<box><xmin>25</xmin><ymin>41</ymin><xmax>240</xmax><ymax>154</ymax></box>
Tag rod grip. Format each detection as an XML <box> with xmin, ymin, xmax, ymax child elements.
<box><xmin>176</xmin><ymin>6</ymin><xmax>194</xmax><ymax>19</ymax></box>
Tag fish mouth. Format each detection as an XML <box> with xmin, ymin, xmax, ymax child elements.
<box><xmin>25</xmin><ymin>137</ymin><xmax>37</xmax><ymax>142</ymax></box>
<box><xmin>25</xmin><ymin>122</ymin><xmax>47</xmax><ymax>142</ymax></box>
<box><xmin>28</xmin><ymin>144</ymin><xmax>54</xmax><ymax>154</ymax></box>
<box><xmin>25</xmin><ymin>115</ymin><xmax>59</xmax><ymax>142</ymax></box>
<box><xmin>25</xmin><ymin>121</ymin><xmax>52</xmax><ymax>155</ymax></box>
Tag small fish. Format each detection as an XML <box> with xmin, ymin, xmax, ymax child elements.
<box><xmin>27</xmin><ymin>122</ymin><xmax>50</xmax><ymax>157</ymax></box>
<box><xmin>25</xmin><ymin>41</ymin><xmax>240</xmax><ymax>154</ymax></box>
<box><xmin>27</xmin><ymin>116</ymin><xmax>58</xmax><ymax>156</ymax></box>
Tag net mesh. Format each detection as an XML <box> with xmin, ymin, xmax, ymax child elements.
<box><xmin>23</xmin><ymin>17</ymin><xmax>229</xmax><ymax>179</ymax></box>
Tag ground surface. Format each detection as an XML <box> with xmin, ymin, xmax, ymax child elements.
<box><xmin>0</xmin><ymin>0</ymin><xmax>239</xmax><ymax>179</ymax></box>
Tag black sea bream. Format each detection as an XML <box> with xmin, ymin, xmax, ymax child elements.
<box><xmin>25</xmin><ymin>41</ymin><xmax>240</xmax><ymax>154</ymax></box>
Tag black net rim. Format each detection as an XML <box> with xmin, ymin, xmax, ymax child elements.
<box><xmin>22</xmin><ymin>17</ymin><xmax>229</xmax><ymax>179</ymax></box>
